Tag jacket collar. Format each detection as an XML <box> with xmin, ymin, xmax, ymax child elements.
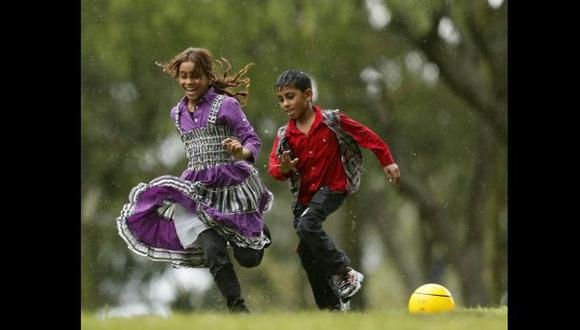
<box><xmin>287</xmin><ymin>105</ymin><xmax>323</xmax><ymax>135</ymax></box>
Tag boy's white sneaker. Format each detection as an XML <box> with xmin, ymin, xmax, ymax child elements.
<box><xmin>334</xmin><ymin>267</ymin><xmax>364</xmax><ymax>301</ymax></box>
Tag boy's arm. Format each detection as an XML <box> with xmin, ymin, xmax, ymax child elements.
<box><xmin>268</xmin><ymin>135</ymin><xmax>296</xmax><ymax>181</ymax></box>
<box><xmin>339</xmin><ymin>113</ymin><xmax>395</xmax><ymax>167</ymax></box>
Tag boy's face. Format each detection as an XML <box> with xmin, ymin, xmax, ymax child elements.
<box><xmin>276</xmin><ymin>86</ymin><xmax>313</xmax><ymax>120</ymax></box>
<box><xmin>178</xmin><ymin>61</ymin><xmax>210</xmax><ymax>103</ymax></box>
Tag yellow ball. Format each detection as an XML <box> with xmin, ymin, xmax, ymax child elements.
<box><xmin>408</xmin><ymin>283</ymin><xmax>456</xmax><ymax>314</ymax></box>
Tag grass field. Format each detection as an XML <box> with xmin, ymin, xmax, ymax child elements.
<box><xmin>81</xmin><ymin>307</ymin><xmax>507</xmax><ymax>330</ymax></box>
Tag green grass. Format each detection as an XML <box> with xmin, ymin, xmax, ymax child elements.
<box><xmin>81</xmin><ymin>307</ymin><xmax>507</xmax><ymax>330</ymax></box>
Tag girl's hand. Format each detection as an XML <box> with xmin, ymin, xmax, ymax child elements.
<box><xmin>222</xmin><ymin>138</ymin><xmax>250</xmax><ymax>161</ymax></box>
<box><xmin>383</xmin><ymin>163</ymin><xmax>401</xmax><ymax>185</ymax></box>
<box><xmin>276</xmin><ymin>150</ymin><xmax>299</xmax><ymax>174</ymax></box>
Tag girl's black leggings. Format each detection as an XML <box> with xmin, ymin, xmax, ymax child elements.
<box><xmin>196</xmin><ymin>227</ymin><xmax>268</xmax><ymax>310</ymax></box>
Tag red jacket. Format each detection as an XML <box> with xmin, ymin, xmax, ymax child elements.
<box><xmin>268</xmin><ymin>106</ymin><xmax>395</xmax><ymax>205</ymax></box>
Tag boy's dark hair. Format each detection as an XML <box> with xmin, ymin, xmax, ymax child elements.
<box><xmin>275</xmin><ymin>69</ymin><xmax>312</xmax><ymax>92</ymax></box>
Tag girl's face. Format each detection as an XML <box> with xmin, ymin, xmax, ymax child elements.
<box><xmin>276</xmin><ymin>86</ymin><xmax>313</xmax><ymax>120</ymax></box>
<box><xmin>178</xmin><ymin>61</ymin><xmax>210</xmax><ymax>103</ymax></box>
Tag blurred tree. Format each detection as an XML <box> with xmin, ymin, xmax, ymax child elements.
<box><xmin>359</xmin><ymin>0</ymin><xmax>507</xmax><ymax>306</ymax></box>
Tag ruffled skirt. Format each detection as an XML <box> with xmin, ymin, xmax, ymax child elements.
<box><xmin>116</xmin><ymin>162</ymin><xmax>273</xmax><ymax>268</ymax></box>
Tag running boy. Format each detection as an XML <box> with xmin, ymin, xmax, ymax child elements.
<box><xmin>268</xmin><ymin>69</ymin><xmax>401</xmax><ymax>311</ymax></box>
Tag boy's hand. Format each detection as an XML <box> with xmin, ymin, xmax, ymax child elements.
<box><xmin>383</xmin><ymin>163</ymin><xmax>401</xmax><ymax>185</ymax></box>
<box><xmin>222</xmin><ymin>138</ymin><xmax>250</xmax><ymax>161</ymax></box>
<box><xmin>277</xmin><ymin>150</ymin><xmax>299</xmax><ymax>174</ymax></box>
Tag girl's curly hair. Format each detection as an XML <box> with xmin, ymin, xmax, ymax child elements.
<box><xmin>156</xmin><ymin>47</ymin><xmax>252</xmax><ymax>106</ymax></box>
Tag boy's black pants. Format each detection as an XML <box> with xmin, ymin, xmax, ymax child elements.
<box><xmin>292</xmin><ymin>186</ymin><xmax>351</xmax><ymax>310</ymax></box>
<box><xmin>197</xmin><ymin>225</ymin><xmax>270</xmax><ymax>311</ymax></box>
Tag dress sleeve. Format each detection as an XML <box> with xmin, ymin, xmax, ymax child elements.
<box><xmin>219</xmin><ymin>97</ymin><xmax>261</xmax><ymax>163</ymax></box>
<box><xmin>170</xmin><ymin>106</ymin><xmax>179</xmax><ymax>122</ymax></box>
<box><xmin>170</xmin><ymin>106</ymin><xmax>182</xmax><ymax>134</ymax></box>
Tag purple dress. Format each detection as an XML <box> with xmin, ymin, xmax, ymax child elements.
<box><xmin>116</xmin><ymin>87</ymin><xmax>273</xmax><ymax>268</ymax></box>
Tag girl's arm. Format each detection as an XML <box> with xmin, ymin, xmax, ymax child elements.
<box><xmin>220</xmin><ymin>97</ymin><xmax>261</xmax><ymax>163</ymax></box>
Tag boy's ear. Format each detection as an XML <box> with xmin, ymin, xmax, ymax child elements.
<box><xmin>304</xmin><ymin>88</ymin><xmax>313</xmax><ymax>102</ymax></box>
